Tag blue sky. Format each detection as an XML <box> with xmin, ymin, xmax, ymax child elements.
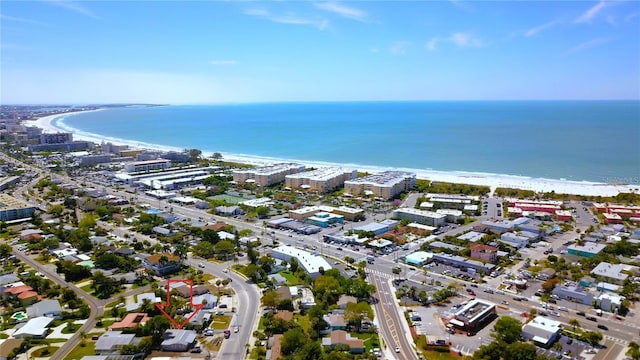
<box><xmin>1</xmin><ymin>1</ymin><xmax>639</xmax><ymax>104</ymax></box>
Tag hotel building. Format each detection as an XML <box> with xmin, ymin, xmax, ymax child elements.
<box><xmin>343</xmin><ymin>171</ymin><xmax>415</xmax><ymax>200</ymax></box>
<box><xmin>392</xmin><ymin>208</ymin><xmax>447</xmax><ymax>227</ymax></box>
<box><xmin>0</xmin><ymin>194</ymin><xmax>36</xmax><ymax>222</ymax></box>
<box><xmin>233</xmin><ymin>163</ymin><xmax>306</xmax><ymax>187</ymax></box>
<box><xmin>124</xmin><ymin>159</ymin><xmax>172</xmax><ymax>173</ymax></box>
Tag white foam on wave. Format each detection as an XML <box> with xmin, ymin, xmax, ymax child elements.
<box><xmin>24</xmin><ymin>111</ymin><xmax>640</xmax><ymax>197</ymax></box>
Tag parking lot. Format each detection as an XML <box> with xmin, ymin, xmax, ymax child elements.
<box><xmin>535</xmin><ymin>335</ymin><xmax>591</xmax><ymax>360</ymax></box>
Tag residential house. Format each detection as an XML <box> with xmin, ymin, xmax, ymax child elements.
<box><xmin>337</xmin><ymin>295</ymin><xmax>357</xmax><ymax>310</ymax></box>
<box><xmin>160</xmin><ymin>330</ymin><xmax>197</xmax><ymax>352</ymax></box>
<box><xmin>266</xmin><ymin>335</ymin><xmax>283</xmax><ymax>360</ymax></box>
<box><xmin>275</xmin><ymin>310</ymin><xmax>294</xmax><ymax>322</ymax></box>
<box><xmin>110</xmin><ymin>313</ymin><xmax>151</xmax><ymax>331</ymax></box>
<box><xmin>3</xmin><ymin>285</ymin><xmax>41</xmax><ymax>305</ymax></box>
<box><xmin>192</xmin><ymin>294</ymin><xmax>217</xmax><ymax>309</ymax></box>
<box><xmin>186</xmin><ymin>311</ymin><xmax>211</xmax><ymax>327</ymax></box>
<box><xmin>143</xmin><ymin>253</ymin><xmax>182</xmax><ymax>276</ymax></box>
<box><xmin>94</xmin><ymin>331</ymin><xmax>136</xmax><ymax>354</ymax></box>
<box><xmin>26</xmin><ymin>299</ymin><xmax>62</xmax><ymax>319</ymax></box>
<box><xmin>321</xmin><ymin>330</ymin><xmax>365</xmax><ymax>354</ymax></box>
<box><xmin>12</xmin><ymin>317</ymin><xmax>53</xmax><ymax>338</ymax></box>
<box><xmin>323</xmin><ymin>313</ymin><xmax>347</xmax><ymax>331</ymax></box>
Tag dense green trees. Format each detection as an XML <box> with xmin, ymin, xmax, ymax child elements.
<box><xmin>491</xmin><ymin>316</ymin><xmax>523</xmax><ymax>344</ymax></box>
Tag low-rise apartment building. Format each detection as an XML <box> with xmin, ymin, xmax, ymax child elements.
<box><xmin>234</xmin><ymin>163</ymin><xmax>306</xmax><ymax>187</ymax></box>
<box><xmin>343</xmin><ymin>171</ymin><xmax>415</xmax><ymax>200</ymax></box>
<box><xmin>285</xmin><ymin>167</ymin><xmax>357</xmax><ymax>193</ymax></box>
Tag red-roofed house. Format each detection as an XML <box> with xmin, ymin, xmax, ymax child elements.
<box><xmin>470</xmin><ymin>243</ymin><xmax>498</xmax><ymax>264</ymax></box>
<box><xmin>110</xmin><ymin>313</ymin><xmax>151</xmax><ymax>331</ymax></box>
<box><xmin>322</xmin><ymin>330</ymin><xmax>365</xmax><ymax>354</ymax></box>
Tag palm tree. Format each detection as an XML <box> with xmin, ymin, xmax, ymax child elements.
<box><xmin>568</xmin><ymin>318</ymin><xmax>580</xmax><ymax>333</ymax></box>
<box><xmin>627</xmin><ymin>342</ymin><xmax>640</xmax><ymax>360</ymax></box>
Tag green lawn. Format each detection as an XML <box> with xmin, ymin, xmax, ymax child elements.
<box><xmin>64</xmin><ymin>342</ymin><xmax>96</xmax><ymax>360</ymax></box>
<box><xmin>62</xmin><ymin>323</ymin><xmax>82</xmax><ymax>334</ymax></box>
<box><xmin>80</xmin><ymin>284</ymin><xmax>93</xmax><ymax>293</ymax></box>
<box><xmin>352</xmin><ymin>332</ymin><xmax>381</xmax><ymax>353</ymax></box>
<box><xmin>31</xmin><ymin>346</ymin><xmax>60</xmax><ymax>357</ymax></box>
<box><xmin>210</xmin><ymin>315</ymin><xmax>232</xmax><ymax>330</ymax></box>
<box><xmin>293</xmin><ymin>314</ymin><xmax>311</xmax><ymax>334</ymax></box>
<box><xmin>279</xmin><ymin>271</ymin><xmax>305</xmax><ymax>286</ymax></box>
<box><xmin>208</xmin><ymin>194</ymin><xmax>246</xmax><ymax>204</ymax></box>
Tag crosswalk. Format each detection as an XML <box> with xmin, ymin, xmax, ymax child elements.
<box><xmin>605</xmin><ymin>335</ymin><xmax>628</xmax><ymax>345</ymax></box>
<box><xmin>366</xmin><ymin>269</ymin><xmax>394</xmax><ymax>279</ymax></box>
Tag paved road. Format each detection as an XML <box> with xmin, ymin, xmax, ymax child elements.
<box><xmin>368</xmin><ymin>272</ymin><xmax>419</xmax><ymax>360</ymax></box>
<box><xmin>184</xmin><ymin>257</ymin><xmax>261</xmax><ymax>360</ymax></box>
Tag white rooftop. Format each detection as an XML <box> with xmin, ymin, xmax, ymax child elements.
<box><xmin>591</xmin><ymin>262</ymin><xmax>629</xmax><ymax>281</ymax></box>
<box><xmin>271</xmin><ymin>245</ymin><xmax>332</xmax><ymax>275</ymax></box>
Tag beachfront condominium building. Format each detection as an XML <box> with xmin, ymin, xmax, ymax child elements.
<box><xmin>124</xmin><ymin>159</ymin><xmax>172</xmax><ymax>173</ymax></box>
<box><xmin>285</xmin><ymin>167</ymin><xmax>357</xmax><ymax>193</ymax></box>
<box><xmin>40</xmin><ymin>132</ymin><xmax>72</xmax><ymax>144</ymax></box>
<box><xmin>343</xmin><ymin>171</ymin><xmax>416</xmax><ymax>200</ymax></box>
<box><xmin>0</xmin><ymin>194</ymin><xmax>36</xmax><ymax>222</ymax></box>
<box><xmin>233</xmin><ymin>163</ymin><xmax>306</xmax><ymax>187</ymax></box>
<box><xmin>392</xmin><ymin>207</ymin><xmax>446</xmax><ymax>227</ymax></box>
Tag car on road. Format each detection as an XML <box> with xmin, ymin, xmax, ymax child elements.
<box><xmin>566</xmin><ymin>338</ymin><xmax>573</xmax><ymax>345</ymax></box>
<box><xmin>394</xmin><ymin>345</ymin><xmax>400</xmax><ymax>353</ymax></box>
<box><xmin>597</xmin><ymin>324</ymin><xmax>608</xmax><ymax>330</ymax></box>
<box><xmin>198</xmin><ymin>262</ymin><xmax>205</xmax><ymax>268</ymax></box>
<box><xmin>576</xmin><ymin>311</ymin><xmax>586</xmax><ymax>316</ymax></box>
<box><xmin>222</xmin><ymin>268</ymin><xmax>228</xmax><ymax>273</ymax></box>
<box><xmin>234</xmin><ymin>326</ymin><xmax>239</xmax><ymax>333</ymax></box>
<box><xmin>586</xmin><ymin>316</ymin><xmax>597</xmax><ymax>321</ymax></box>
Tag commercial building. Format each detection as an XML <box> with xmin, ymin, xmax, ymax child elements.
<box><xmin>470</xmin><ymin>243</ymin><xmax>498</xmax><ymax>263</ymax></box>
<box><xmin>555</xmin><ymin>210</ymin><xmax>573</xmax><ymax>221</ymax></box>
<box><xmin>289</xmin><ymin>205</ymin><xmax>364</xmax><ymax>222</ymax></box>
<box><xmin>233</xmin><ymin>163</ymin><xmax>306</xmax><ymax>187</ymax></box>
<box><xmin>285</xmin><ymin>167</ymin><xmax>357</xmax><ymax>193</ymax></box>
<box><xmin>449</xmin><ymin>299</ymin><xmax>497</xmax><ymax>332</ymax></box>
<box><xmin>567</xmin><ymin>243</ymin><xmax>607</xmax><ymax>258</ymax></box>
<box><xmin>590</xmin><ymin>262</ymin><xmax>629</xmax><ymax>284</ymax></box>
<box><xmin>551</xmin><ymin>285</ymin><xmax>594</xmax><ymax>305</ymax></box>
<box><xmin>595</xmin><ymin>293</ymin><xmax>625</xmax><ymax>313</ymax></box>
<box><xmin>482</xmin><ymin>217</ymin><xmax>530</xmax><ymax>234</ymax></box>
<box><xmin>0</xmin><ymin>194</ymin><xmax>36</xmax><ymax>222</ymax></box>
<box><xmin>522</xmin><ymin>316</ymin><xmax>562</xmax><ymax>347</ymax></box>
<box><xmin>499</xmin><ymin>232</ymin><xmax>530</xmax><ymax>249</ymax></box>
<box><xmin>392</xmin><ymin>208</ymin><xmax>447</xmax><ymax>227</ymax></box>
<box><xmin>458</xmin><ymin>231</ymin><xmax>486</xmax><ymax>243</ymax></box>
<box><xmin>134</xmin><ymin>168</ymin><xmax>215</xmax><ymax>190</ymax></box>
<box><xmin>435</xmin><ymin>209</ymin><xmax>464</xmax><ymax>223</ymax></box>
<box><xmin>431</xmin><ymin>253</ymin><xmax>495</xmax><ymax>273</ymax></box>
<box><xmin>271</xmin><ymin>245</ymin><xmax>332</xmax><ymax>279</ymax></box>
<box><xmin>405</xmin><ymin>251</ymin><xmax>434</xmax><ymax>267</ymax></box>
<box><xmin>352</xmin><ymin>219</ymin><xmax>398</xmax><ymax>236</ymax></box>
<box><xmin>343</xmin><ymin>171</ymin><xmax>415</xmax><ymax>200</ymax></box>
<box><xmin>306</xmin><ymin>212</ymin><xmax>344</xmax><ymax>228</ymax></box>
<box><xmin>124</xmin><ymin>159</ymin><xmax>171</xmax><ymax>173</ymax></box>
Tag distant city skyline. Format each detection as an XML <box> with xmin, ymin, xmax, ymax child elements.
<box><xmin>1</xmin><ymin>1</ymin><xmax>639</xmax><ymax>104</ymax></box>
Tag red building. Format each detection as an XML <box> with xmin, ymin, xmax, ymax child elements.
<box><xmin>470</xmin><ymin>243</ymin><xmax>498</xmax><ymax>264</ymax></box>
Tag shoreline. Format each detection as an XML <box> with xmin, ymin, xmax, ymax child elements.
<box><xmin>24</xmin><ymin>111</ymin><xmax>640</xmax><ymax>197</ymax></box>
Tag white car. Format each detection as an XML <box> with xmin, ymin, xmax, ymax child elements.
<box><xmin>198</xmin><ymin>263</ymin><xmax>205</xmax><ymax>268</ymax></box>
<box><xmin>394</xmin><ymin>346</ymin><xmax>400</xmax><ymax>353</ymax></box>
<box><xmin>222</xmin><ymin>268</ymin><xmax>228</xmax><ymax>273</ymax></box>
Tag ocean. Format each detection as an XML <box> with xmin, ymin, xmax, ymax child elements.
<box><xmin>56</xmin><ymin>101</ymin><xmax>640</xmax><ymax>184</ymax></box>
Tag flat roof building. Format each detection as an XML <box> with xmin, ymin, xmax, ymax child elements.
<box><xmin>285</xmin><ymin>167</ymin><xmax>357</xmax><ymax>193</ymax></box>
<box><xmin>0</xmin><ymin>194</ymin><xmax>36</xmax><ymax>222</ymax></box>
<box><xmin>344</xmin><ymin>171</ymin><xmax>415</xmax><ymax>200</ymax></box>
<box><xmin>392</xmin><ymin>208</ymin><xmax>446</xmax><ymax>227</ymax></box>
<box><xmin>568</xmin><ymin>243</ymin><xmax>607</xmax><ymax>258</ymax></box>
<box><xmin>522</xmin><ymin>316</ymin><xmax>562</xmax><ymax>347</ymax></box>
<box><xmin>234</xmin><ymin>163</ymin><xmax>306</xmax><ymax>187</ymax></box>
<box><xmin>124</xmin><ymin>159</ymin><xmax>171</xmax><ymax>173</ymax></box>
<box><xmin>405</xmin><ymin>251</ymin><xmax>433</xmax><ymax>266</ymax></box>
<box><xmin>590</xmin><ymin>262</ymin><xmax>629</xmax><ymax>284</ymax></box>
<box><xmin>450</xmin><ymin>299</ymin><xmax>496</xmax><ymax>332</ymax></box>
<box><xmin>551</xmin><ymin>285</ymin><xmax>594</xmax><ymax>305</ymax></box>
<box><xmin>271</xmin><ymin>245</ymin><xmax>332</xmax><ymax>279</ymax></box>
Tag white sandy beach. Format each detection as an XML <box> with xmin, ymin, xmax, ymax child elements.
<box><xmin>24</xmin><ymin>112</ymin><xmax>639</xmax><ymax>197</ymax></box>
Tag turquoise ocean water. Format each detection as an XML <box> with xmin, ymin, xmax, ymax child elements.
<box><xmin>57</xmin><ymin>101</ymin><xmax>640</xmax><ymax>184</ymax></box>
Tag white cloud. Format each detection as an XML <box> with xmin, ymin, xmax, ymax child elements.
<box><xmin>425</xmin><ymin>37</ymin><xmax>439</xmax><ymax>51</ymax></box>
<box><xmin>575</xmin><ymin>1</ymin><xmax>610</xmax><ymax>24</ymax></box>
<box><xmin>315</xmin><ymin>2</ymin><xmax>367</xmax><ymax>22</ymax></box>
<box><xmin>389</xmin><ymin>41</ymin><xmax>411</xmax><ymax>55</ymax></box>
<box><xmin>564</xmin><ymin>37</ymin><xmax>610</xmax><ymax>55</ymax></box>
<box><xmin>0</xmin><ymin>14</ymin><xmax>48</xmax><ymax>26</ymax></box>
<box><xmin>46</xmin><ymin>0</ymin><xmax>98</xmax><ymax>19</ymax></box>
<box><xmin>243</xmin><ymin>7</ymin><xmax>328</xmax><ymax>30</ymax></box>
<box><xmin>210</xmin><ymin>60</ymin><xmax>237</xmax><ymax>66</ymax></box>
<box><xmin>525</xmin><ymin>21</ymin><xmax>558</xmax><ymax>37</ymax></box>
<box><xmin>449</xmin><ymin>32</ymin><xmax>482</xmax><ymax>48</ymax></box>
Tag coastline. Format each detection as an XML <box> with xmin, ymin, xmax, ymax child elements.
<box><xmin>24</xmin><ymin>111</ymin><xmax>639</xmax><ymax>197</ymax></box>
